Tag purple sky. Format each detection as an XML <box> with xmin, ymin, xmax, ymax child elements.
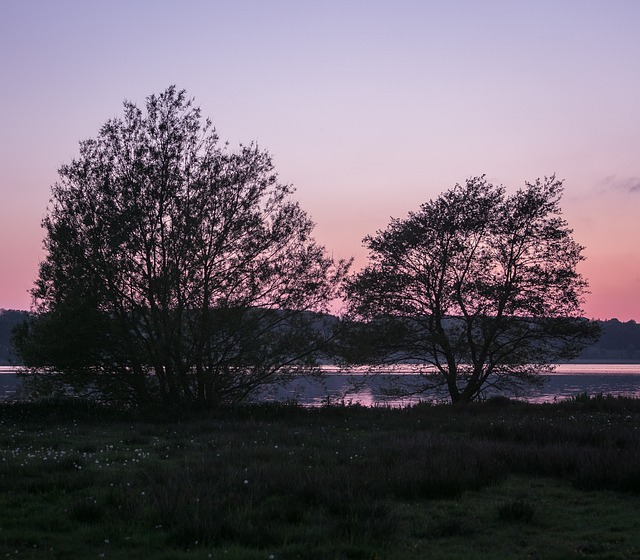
<box><xmin>1</xmin><ymin>0</ymin><xmax>639</xmax><ymax>320</ymax></box>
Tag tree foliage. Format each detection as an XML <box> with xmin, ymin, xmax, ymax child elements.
<box><xmin>0</xmin><ymin>309</ymin><xmax>29</xmax><ymax>365</ymax></box>
<box><xmin>345</xmin><ymin>176</ymin><xmax>599</xmax><ymax>403</ymax></box>
<box><xmin>15</xmin><ymin>87</ymin><xmax>349</xmax><ymax>406</ymax></box>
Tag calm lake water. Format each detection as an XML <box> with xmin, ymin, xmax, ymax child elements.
<box><xmin>2</xmin><ymin>364</ymin><xmax>640</xmax><ymax>406</ymax></box>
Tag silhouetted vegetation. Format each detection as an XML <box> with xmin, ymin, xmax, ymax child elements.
<box><xmin>12</xmin><ymin>87</ymin><xmax>348</xmax><ymax>406</ymax></box>
<box><xmin>345</xmin><ymin>176</ymin><xmax>599</xmax><ymax>402</ymax></box>
<box><xmin>0</xmin><ymin>309</ymin><xmax>28</xmax><ymax>364</ymax></box>
<box><xmin>4</xmin><ymin>313</ymin><xmax>637</xmax><ymax>367</ymax></box>
<box><xmin>4</xmin><ymin>87</ymin><xmax>635</xmax><ymax>410</ymax></box>
<box><xmin>578</xmin><ymin>318</ymin><xmax>640</xmax><ymax>361</ymax></box>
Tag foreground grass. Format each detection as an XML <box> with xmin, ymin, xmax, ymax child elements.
<box><xmin>1</xmin><ymin>395</ymin><xmax>640</xmax><ymax>559</ymax></box>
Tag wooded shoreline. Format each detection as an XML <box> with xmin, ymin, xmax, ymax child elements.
<box><xmin>2</xmin><ymin>310</ymin><xmax>640</xmax><ymax>366</ymax></box>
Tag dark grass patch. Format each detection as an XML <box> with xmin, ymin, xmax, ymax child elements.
<box><xmin>561</xmin><ymin>392</ymin><xmax>640</xmax><ymax>414</ymax></box>
<box><xmin>0</xmin><ymin>458</ymin><xmax>93</xmax><ymax>494</ymax></box>
<box><xmin>430</xmin><ymin>516</ymin><xmax>479</xmax><ymax>538</ymax></box>
<box><xmin>497</xmin><ymin>498</ymin><xmax>536</xmax><ymax>523</ymax></box>
<box><xmin>3</xmin><ymin>398</ymin><xmax>640</xmax><ymax>558</ymax></box>
<box><xmin>68</xmin><ymin>496</ymin><xmax>105</xmax><ymax>523</ymax></box>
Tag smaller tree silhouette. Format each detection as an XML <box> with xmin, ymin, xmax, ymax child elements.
<box><xmin>345</xmin><ymin>176</ymin><xmax>599</xmax><ymax>403</ymax></box>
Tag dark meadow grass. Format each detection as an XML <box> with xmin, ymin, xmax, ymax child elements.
<box><xmin>1</xmin><ymin>394</ymin><xmax>640</xmax><ymax>558</ymax></box>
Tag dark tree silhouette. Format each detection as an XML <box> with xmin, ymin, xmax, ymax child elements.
<box><xmin>0</xmin><ymin>309</ymin><xmax>29</xmax><ymax>365</ymax></box>
<box><xmin>345</xmin><ymin>176</ymin><xmax>599</xmax><ymax>403</ymax></box>
<box><xmin>14</xmin><ymin>87</ymin><xmax>350</xmax><ymax>407</ymax></box>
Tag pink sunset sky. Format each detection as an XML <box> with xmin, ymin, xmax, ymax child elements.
<box><xmin>1</xmin><ymin>1</ymin><xmax>639</xmax><ymax>321</ymax></box>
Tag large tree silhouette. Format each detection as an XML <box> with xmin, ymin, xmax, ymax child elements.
<box><xmin>345</xmin><ymin>176</ymin><xmax>599</xmax><ymax>403</ymax></box>
<box><xmin>15</xmin><ymin>87</ymin><xmax>349</xmax><ymax>407</ymax></box>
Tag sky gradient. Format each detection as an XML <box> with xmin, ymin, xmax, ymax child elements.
<box><xmin>1</xmin><ymin>0</ymin><xmax>639</xmax><ymax>320</ymax></box>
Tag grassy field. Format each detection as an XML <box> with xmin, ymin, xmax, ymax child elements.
<box><xmin>1</xmin><ymin>395</ymin><xmax>640</xmax><ymax>559</ymax></box>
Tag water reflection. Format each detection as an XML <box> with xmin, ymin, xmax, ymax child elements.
<box><xmin>260</xmin><ymin>366</ymin><xmax>640</xmax><ymax>407</ymax></box>
<box><xmin>3</xmin><ymin>365</ymin><xmax>640</xmax><ymax>406</ymax></box>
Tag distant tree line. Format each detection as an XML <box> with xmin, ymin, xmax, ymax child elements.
<box><xmin>4</xmin><ymin>310</ymin><xmax>638</xmax><ymax>367</ymax></box>
<box><xmin>577</xmin><ymin>318</ymin><xmax>640</xmax><ymax>361</ymax></box>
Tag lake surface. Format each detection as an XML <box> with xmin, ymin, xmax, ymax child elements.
<box><xmin>260</xmin><ymin>364</ymin><xmax>640</xmax><ymax>406</ymax></box>
<box><xmin>2</xmin><ymin>364</ymin><xmax>640</xmax><ymax>406</ymax></box>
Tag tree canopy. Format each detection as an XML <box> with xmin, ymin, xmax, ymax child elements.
<box><xmin>345</xmin><ymin>176</ymin><xmax>599</xmax><ymax>403</ymax></box>
<box><xmin>14</xmin><ymin>87</ymin><xmax>350</xmax><ymax>407</ymax></box>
